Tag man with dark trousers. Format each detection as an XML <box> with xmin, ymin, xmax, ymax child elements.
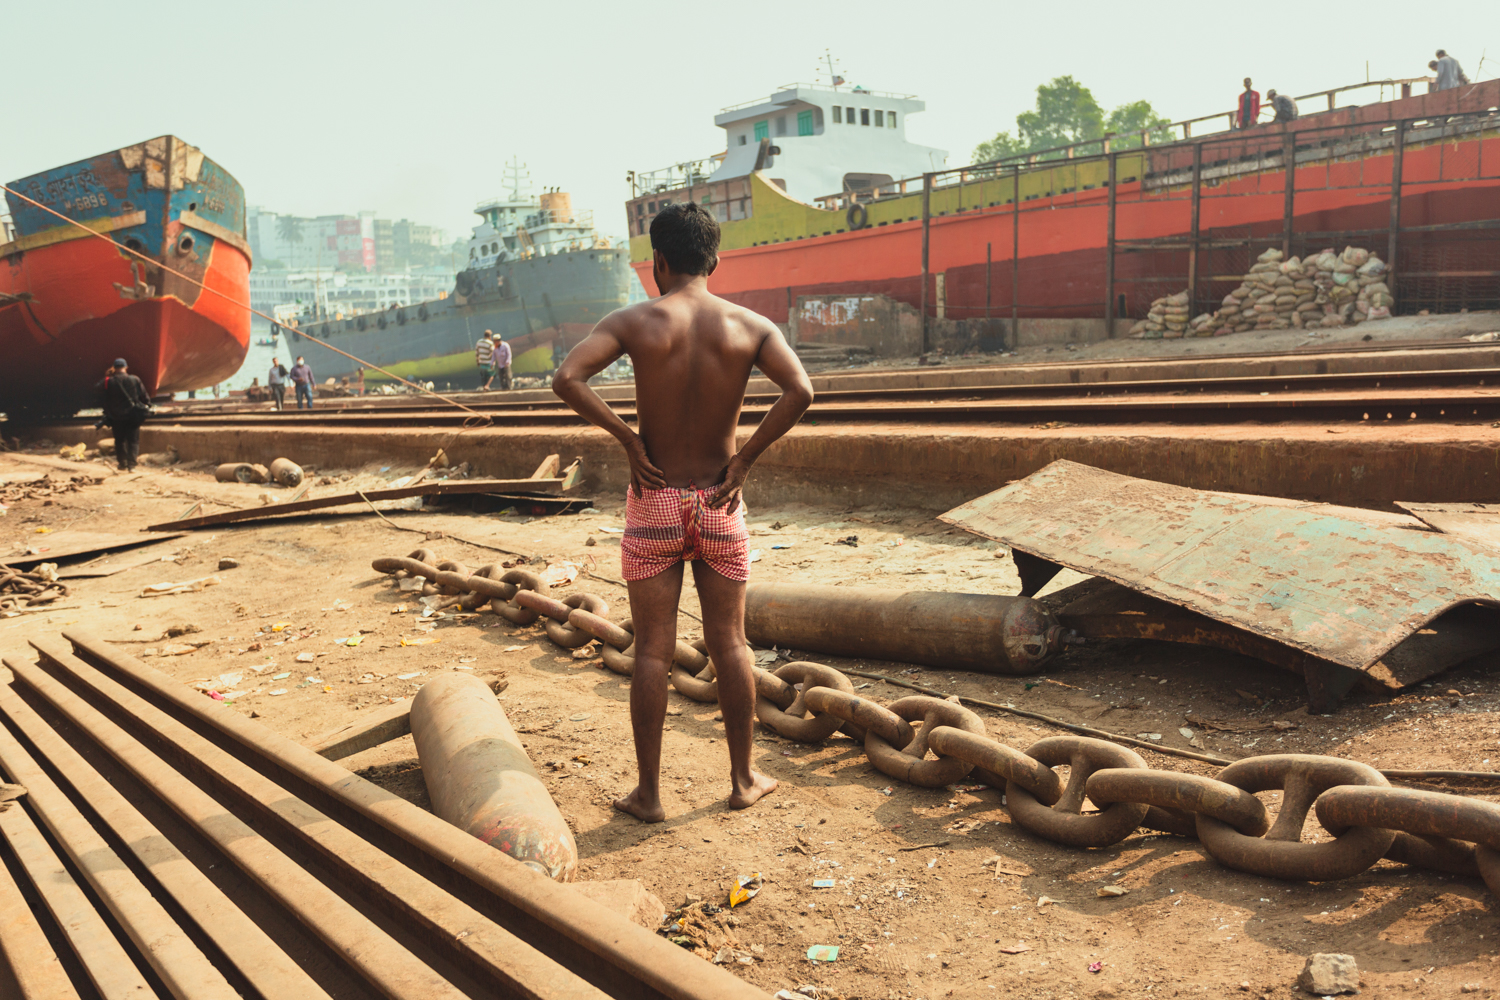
<box><xmin>96</xmin><ymin>358</ymin><xmax>150</xmax><ymax>471</ymax></box>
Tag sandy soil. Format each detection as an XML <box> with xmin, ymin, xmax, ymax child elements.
<box><xmin>3</xmin><ymin>448</ymin><xmax>1499</xmax><ymax>999</ymax></box>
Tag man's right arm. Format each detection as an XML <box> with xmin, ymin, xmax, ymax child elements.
<box><xmin>552</xmin><ymin>312</ymin><xmax>666</xmax><ymax>494</ymax></box>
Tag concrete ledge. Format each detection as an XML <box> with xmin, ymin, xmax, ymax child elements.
<box><xmin>87</xmin><ymin>420</ymin><xmax>1500</xmax><ymax>513</ymax></box>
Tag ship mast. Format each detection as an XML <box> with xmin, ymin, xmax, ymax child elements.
<box><xmin>504</xmin><ymin>157</ymin><xmax>532</xmax><ymax>202</ymax></box>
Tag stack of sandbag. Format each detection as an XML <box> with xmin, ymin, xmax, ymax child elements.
<box><xmin>1128</xmin><ymin>290</ymin><xmax>1191</xmax><ymax>339</ymax></box>
<box><xmin>1146</xmin><ymin>246</ymin><xmax>1395</xmax><ymax>339</ymax></box>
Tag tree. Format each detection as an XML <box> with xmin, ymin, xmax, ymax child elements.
<box><xmin>276</xmin><ymin>215</ymin><xmax>304</xmax><ymax>244</ymax></box>
<box><xmin>1105</xmin><ymin>100</ymin><xmax>1175</xmax><ymax>150</ymax></box>
<box><xmin>972</xmin><ymin>77</ymin><xmax>1173</xmax><ymax>164</ymax></box>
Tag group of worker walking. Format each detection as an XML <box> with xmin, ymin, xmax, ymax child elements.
<box><xmin>1235</xmin><ymin>50</ymin><xmax>1468</xmax><ymax>131</ymax></box>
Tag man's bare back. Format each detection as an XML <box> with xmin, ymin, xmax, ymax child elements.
<box><xmin>553</xmin><ymin>202</ymin><xmax>812</xmax><ymax>820</ymax></box>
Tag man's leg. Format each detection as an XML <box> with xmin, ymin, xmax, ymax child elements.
<box><xmin>122</xmin><ymin>421</ymin><xmax>142</xmax><ymax>470</ymax></box>
<box><xmin>617</xmin><ymin>563</ymin><xmax>684</xmax><ymax>822</ymax></box>
<box><xmin>108</xmin><ymin>423</ymin><xmax>126</xmax><ymax>470</ymax></box>
<box><xmin>273</xmin><ymin>385</ymin><xmax>284</xmax><ymax>410</ymax></box>
<box><xmin>499</xmin><ymin>366</ymin><xmax>512</xmax><ymax>390</ymax></box>
<box><xmin>691</xmin><ymin>561</ymin><xmax>777</xmax><ymax>808</ymax></box>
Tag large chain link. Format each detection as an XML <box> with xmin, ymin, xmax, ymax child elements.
<box><xmin>375</xmin><ymin>552</ymin><xmax>1500</xmax><ymax>890</ymax></box>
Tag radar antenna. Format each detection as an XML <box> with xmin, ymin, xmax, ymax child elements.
<box><xmin>822</xmin><ymin>49</ymin><xmax>845</xmax><ymax>90</ymax></box>
<box><xmin>504</xmin><ymin>157</ymin><xmax>532</xmax><ymax>201</ymax></box>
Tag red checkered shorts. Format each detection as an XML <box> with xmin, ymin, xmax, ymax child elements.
<box><xmin>621</xmin><ymin>483</ymin><xmax>750</xmax><ymax>582</ymax></box>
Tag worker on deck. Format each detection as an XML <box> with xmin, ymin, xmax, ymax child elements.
<box><xmin>268</xmin><ymin>356</ymin><xmax>288</xmax><ymax>410</ymax></box>
<box><xmin>96</xmin><ymin>358</ymin><xmax>151</xmax><ymax>472</ymax></box>
<box><xmin>290</xmin><ymin>356</ymin><xmax>315</xmax><ymax>409</ymax></box>
<box><xmin>1266</xmin><ymin>89</ymin><xmax>1298</xmax><ymax>123</ymax></box>
<box><xmin>1237</xmin><ymin>78</ymin><xmax>1260</xmax><ymax>129</ymax></box>
<box><xmin>1434</xmin><ymin>50</ymin><xmax>1468</xmax><ymax>91</ymax></box>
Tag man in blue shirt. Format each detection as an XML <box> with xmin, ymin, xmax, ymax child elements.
<box><xmin>289</xmin><ymin>356</ymin><xmax>314</xmax><ymax>409</ymax></box>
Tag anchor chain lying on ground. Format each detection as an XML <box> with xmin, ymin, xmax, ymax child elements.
<box><xmin>374</xmin><ymin>551</ymin><xmax>1500</xmax><ymax>894</ymax></box>
<box><xmin>0</xmin><ymin>564</ymin><xmax>69</xmax><ymax>612</ymax></box>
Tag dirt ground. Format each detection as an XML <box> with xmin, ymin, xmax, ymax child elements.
<box><xmin>3</xmin><ymin>447</ymin><xmax>1499</xmax><ymax>999</ymax></box>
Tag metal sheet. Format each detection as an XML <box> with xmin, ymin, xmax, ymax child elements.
<box><xmin>940</xmin><ymin>460</ymin><xmax>1500</xmax><ymax>672</ymax></box>
<box><xmin>2</xmin><ymin>531</ymin><xmax>184</xmax><ymax>569</ymax></box>
<box><xmin>1395</xmin><ymin>502</ymin><xmax>1500</xmax><ymax>552</ymax></box>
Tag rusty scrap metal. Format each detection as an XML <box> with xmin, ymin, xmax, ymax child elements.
<box><xmin>268</xmin><ymin>457</ymin><xmax>303</xmax><ymax>487</ymax></box>
<box><xmin>410</xmin><ymin>673</ymin><xmax>579</xmax><ymax>881</ymax></box>
<box><xmin>942</xmin><ymin>460</ymin><xmax>1500</xmax><ymax>701</ymax></box>
<box><xmin>0</xmin><ymin>565</ymin><xmax>69</xmax><ymax>612</ymax></box>
<box><xmin>743</xmin><ymin>583</ymin><xmax>1066</xmax><ymax>675</ymax></box>
<box><xmin>213</xmin><ymin>461</ymin><xmax>268</xmax><ymax>484</ymax></box>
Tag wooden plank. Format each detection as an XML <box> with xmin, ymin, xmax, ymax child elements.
<box><xmin>0</xmin><ymin>789</ymin><xmax>151</xmax><ymax>1000</ymax></box>
<box><xmin>0</xmin><ymin>707</ymin><xmax>240</xmax><ymax>1000</ymax></box>
<box><xmin>304</xmin><ymin>698</ymin><xmax>412</xmax><ymax>760</ymax></box>
<box><xmin>530</xmin><ymin>454</ymin><xmax>561</xmax><ymax>480</ymax></box>
<box><xmin>145</xmin><ymin>477</ymin><xmax>564</xmax><ymax>531</ymax></box>
<box><xmin>0</xmin><ymin>685</ymin><xmax>334</xmax><ymax>1000</ymax></box>
<box><xmin>0</xmin><ymin>822</ymin><xmax>80</xmax><ymax>1000</ymax></box>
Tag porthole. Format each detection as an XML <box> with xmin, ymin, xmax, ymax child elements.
<box><xmin>178</xmin><ymin>234</ymin><xmax>195</xmax><ymax>252</ymax></box>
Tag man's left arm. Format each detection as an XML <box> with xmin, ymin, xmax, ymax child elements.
<box><xmin>707</xmin><ymin>321</ymin><xmax>814</xmax><ymax>510</ymax></box>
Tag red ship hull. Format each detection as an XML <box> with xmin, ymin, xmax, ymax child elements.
<box><xmin>631</xmin><ymin>81</ymin><xmax>1500</xmax><ymax>326</ymax></box>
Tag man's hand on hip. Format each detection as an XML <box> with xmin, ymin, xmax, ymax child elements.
<box><xmin>624</xmin><ymin>435</ymin><xmax>667</xmax><ymax>497</ymax></box>
<box><xmin>706</xmin><ymin>454</ymin><xmax>751</xmax><ymax>513</ymax></box>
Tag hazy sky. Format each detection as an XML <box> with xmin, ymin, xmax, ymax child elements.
<box><xmin>3</xmin><ymin>2</ymin><xmax>1493</xmax><ymax>246</ymax></box>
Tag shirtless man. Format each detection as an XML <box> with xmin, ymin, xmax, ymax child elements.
<box><xmin>553</xmin><ymin>202</ymin><xmax>814</xmax><ymax>821</ymax></box>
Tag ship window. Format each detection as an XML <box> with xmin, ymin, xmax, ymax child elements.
<box><xmin>889</xmin><ymin>113</ymin><xmax>897</xmax><ymax>129</ymax></box>
<box><xmin>798</xmin><ymin>110</ymin><xmax>814</xmax><ymax>136</ymax></box>
<box><xmin>846</xmin><ymin>106</ymin><xmax>855</xmax><ymax>124</ymax></box>
<box><xmin>738</xmin><ymin>134</ymin><xmax>747</xmax><ymax>146</ymax></box>
<box><xmin>648</xmin><ymin>201</ymin><xmax>657</xmax><ymax>213</ymax></box>
<box><xmin>860</xmin><ymin>108</ymin><xmax>870</xmax><ymax>126</ymax></box>
<box><xmin>874</xmin><ymin>110</ymin><xmax>884</xmax><ymax>127</ymax></box>
<box><xmin>833</xmin><ymin>106</ymin><xmax>842</xmax><ymax>124</ymax></box>
<box><xmin>754</xmin><ymin>120</ymin><xmax>769</xmax><ymax>142</ymax></box>
<box><xmin>775</xmin><ymin>115</ymin><xmax>787</xmax><ymax>136</ymax></box>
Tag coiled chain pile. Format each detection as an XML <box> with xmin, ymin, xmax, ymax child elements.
<box><xmin>375</xmin><ymin>550</ymin><xmax>1500</xmax><ymax>892</ymax></box>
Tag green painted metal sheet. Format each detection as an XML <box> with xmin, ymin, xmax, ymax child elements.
<box><xmin>941</xmin><ymin>460</ymin><xmax>1500</xmax><ymax>671</ymax></box>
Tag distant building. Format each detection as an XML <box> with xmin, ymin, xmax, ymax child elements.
<box><xmin>250</xmin><ymin>268</ymin><xmax>455</xmax><ymax>323</ymax></box>
<box><xmin>247</xmin><ymin>207</ymin><xmax>451</xmax><ymax>273</ymax></box>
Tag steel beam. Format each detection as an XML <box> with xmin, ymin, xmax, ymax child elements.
<box><xmin>1012</xmin><ymin>166</ymin><xmax>1021</xmax><ymax>344</ymax></box>
<box><xmin>1282</xmin><ymin>132</ymin><xmax>1296</xmax><ymax>259</ymax></box>
<box><xmin>0</xmin><ymin>823</ymin><xmax>80</xmax><ymax>1000</ymax></box>
<box><xmin>0</xmin><ymin>685</ymin><xmax>335</xmax><ymax>1000</ymax></box>
<box><xmin>1389</xmin><ymin>119</ymin><xmax>1405</xmax><ymax>308</ymax></box>
<box><xmin>920</xmin><ymin>173</ymin><xmax>932</xmax><ymax>355</ymax></box>
<box><xmin>0</xmin><ymin>778</ymin><xmax>149</xmax><ymax>999</ymax></box>
<box><xmin>1188</xmin><ymin>143</ymin><xmax>1202</xmax><ymax>315</ymax></box>
<box><xmin>59</xmin><ymin>631</ymin><xmax>770</xmax><ymax>1000</ymax></box>
<box><xmin>11</xmin><ymin>646</ymin><xmax>483</xmax><ymax>1000</ymax></box>
<box><xmin>23</xmin><ymin>640</ymin><xmax>605</xmax><ymax>1000</ymax></box>
<box><xmin>0</xmin><ymin>709</ymin><xmax>239</xmax><ymax>1000</ymax></box>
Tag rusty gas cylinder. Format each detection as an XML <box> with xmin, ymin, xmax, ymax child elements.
<box><xmin>410</xmin><ymin>673</ymin><xmax>578</xmax><ymax>880</ymax></box>
<box><xmin>268</xmin><ymin>457</ymin><xmax>303</xmax><ymax>487</ymax></box>
<box><xmin>743</xmin><ymin>583</ymin><xmax>1064</xmax><ymax>675</ymax></box>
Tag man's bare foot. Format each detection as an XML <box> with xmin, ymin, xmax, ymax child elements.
<box><xmin>729</xmin><ymin>771</ymin><xmax>778</xmax><ymax>810</ymax></box>
<box><xmin>614</xmin><ymin>787</ymin><xmax>666</xmax><ymax>823</ymax></box>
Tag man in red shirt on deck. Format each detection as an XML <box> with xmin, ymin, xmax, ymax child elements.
<box><xmin>1237</xmin><ymin>79</ymin><xmax>1260</xmax><ymax>129</ymax></box>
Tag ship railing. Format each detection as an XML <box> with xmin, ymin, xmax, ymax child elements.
<box><xmin>526</xmin><ymin>209</ymin><xmax>595</xmax><ymax>230</ymax></box>
<box><xmin>627</xmin><ymin>155</ymin><xmax>727</xmax><ymax>198</ymax></box>
<box><xmin>717</xmin><ymin>83</ymin><xmax>917</xmax><ymax>114</ymax></box>
<box><xmin>813</xmin><ymin>76</ymin><xmax>1439</xmax><ymax>209</ymax></box>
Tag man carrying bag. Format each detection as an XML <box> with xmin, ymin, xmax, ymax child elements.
<box><xmin>97</xmin><ymin>358</ymin><xmax>151</xmax><ymax>471</ymax></box>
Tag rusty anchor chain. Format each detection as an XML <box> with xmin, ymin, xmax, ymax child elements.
<box><xmin>373</xmin><ymin>551</ymin><xmax>1500</xmax><ymax>895</ymax></box>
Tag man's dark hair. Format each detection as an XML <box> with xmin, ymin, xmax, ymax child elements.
<box><xmin>649</xmin><ymin>202</ymin><xmax>719</xmax><ymax>275</ymax></box>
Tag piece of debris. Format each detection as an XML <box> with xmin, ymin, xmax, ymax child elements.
<box><xmin>218</xmin><ymin>557</ymin><xmax>240</xmax><ymax>570</ymax></box>
<box><xmin>141</xmin><ymin>575</ymin><xmax>221</xmax><ymax>598</ymax></box>
<box><xmin>1097</xmin><ymin>885</ymin><xmax>1128</xmax><ymax>897</ymax></box>
<box><xmin>729</xmin><ymin>873</ymin><xmax>763</xmax><ymax>908</ymax></box>
<box><xmin>1296</xmin><ymin>953</ymin><xmax>1359</xmax><ymax>995</ymax></box>
<box><xmin>1088</xmin><ymin>961</ymin><xmax>1104</xmax><ymax>974</ymax></box>
<box><xmin>805</xmin><ymin>945</ymin><xmax>839</xmax><ymax>963</ymax></box>
<box><xmin>0</xmin><ymin>783</ymin><xmax>26</xmax><ymax>812</ymax></box>
<box><xmin>998</xmin><ymin>943</ymin><xmax>1030</xmax><ymax>955</ymax></box>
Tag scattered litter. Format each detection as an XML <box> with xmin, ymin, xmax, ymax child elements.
<box><xmin>397</xmin><ymin>671</ymin><xmax>425</xmax><ymax>680</ymax></box>
<box><xmin>888</xmin><ymin>536</ymin><xmax>905</xmax><ymax>547</ymax></box>
<box><xmin>270</xmin><ymin>622</ymin><xmax>292</xmax><ymax>632</ymax></box>
<box><xmin>344</xmin><ymin>636</ymin><xmax>363</xmax><ymax>647</ymax></box>
<box><xmin>598</xmin><ymin>526</ymin><xmax>624</xmax><ymax>534</ymax></box>
<box><xmin>540</xmin><ymin>561</ymin><xmax>580</xmax><ymax>587</ymax></box>
<box><xmin>774</xmin><ymin>991</ymin><xmax>816</xmax><ymax>1000</ymax></box>
<box><xmin>834</xmin><ymin>535</ymin><xmax>858</xmax><ymax>547</ymax></box>
<box><xmin>295</xmin><ymin>653</ymin><xmax>316</xmax><ymax>663</ymax></box>
<box><xmin>272</xmin><ymin>672</ymin><xmax>290</xmax><ymax>680</ymax></box>
<box><xmin>881</xmin><ymin>786</ymin><xmax>894</xmax><ymax>796</ymax></box>
<box><xmin>502</xmin><ymin>644</ymin><xmax>530</xmax><ymax>652</ymax></box>
<box><xmin>998</xmin><ymin>943</ymin><xmax>1031</xmax><ymax>954</ymax></box>
<box><xmin>579</xmin><ymin>507</ymin><xmax>601</xmax><ymax>514</ymax></box>
<box><xmin>729</xmin><ymin>873</ymin><xmax>763</xmax><ymax>908</ymax></box>
<box><xmin>811</xmin><ymin>879</ymin><xmax>835</xmax><ymax>888</ymax></box>
<box><xmin>1088</xmin><ymin>961</ymin><xmax>1104</xmax><ymax>974</ymax></box>
<box><xmin>1097</xmin><ymin>885</ymin><xmax>1128</xmax><ymax>897</ymax></box>
<box><xmin>217</xmin><ymin>557</ymin><xmax>239</xmax><ymax>570</ymax></box>
<box><xmin>269</xmin><ymin>689</ymin><xmax>287</xmax><ymax>696</ymax></box>
<box><xmin>141</xmin><ymin>575</ymin><xmax>221</xmax><ymax>598</ymax></box>
<box><xmin>570</xmin><ymin>713</ymin><xmax>591</xmax><ymax>721</ymax></box>
<box><xmin>1465</xmin><ymin>331</ymin><xmax>1500</xmax><ymax>343</ymax></box>
<box><xmin>805</xmin><ymin>945</ymin><xmax>839</xmax><ymax>963</ymax></box>
<box><xmin>754</xmin><ymin>650</ymin><xmax>780</xmax><ymax>665</ymax></box>
<box><xmin>1179</xmin><ymin>727</ymin><xmax>1195</xmax><ymax>740</ymax></box>
<box><xmin>1036</xmin><ymin>895</ymin><xmax>1057</xmax><ymax>907</ymax></box>
<box><xmin>392</xmin><ymin>604</ymin><xmax>409</xmax><ymax>614</ymax></box>
<box><xmin>401</xmin><ymin>637</ymin><xmax>440</xmax><ymax>646</ymax></box>
<box><xmin>712</xmin><ymin>947</ymin><xmax>756</xmax><ymax>966</ymax></box>
<box><xmin>748</xmin><ymin>549</ymin><xmax>762</xmax><ymax>563</ymax></box>
<box><xmin>771</xmin><ymin>544</ymin><xmax>794</xmax><ymax>550</ymax></box>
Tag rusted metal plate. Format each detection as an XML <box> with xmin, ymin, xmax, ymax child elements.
<box><xmin>2</xmin><ymin>531</ymin><xmax>185</xmax><ymax>569</ymax></box>
<box><xmin>941</xmin><ymin>460</ymin><xmax>1500</xmax><ymax>672</ymax></box>
<box><xmin>1396</xmin><ymin>502</ymin><xmax>1500</xmax><ymax>552</ymax></box>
